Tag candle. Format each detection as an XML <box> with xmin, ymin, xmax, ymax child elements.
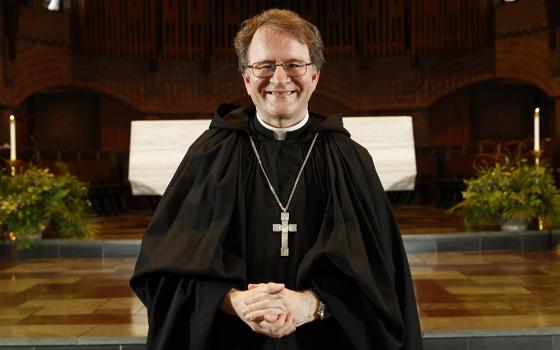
<box><xmin>534</xmin><ymin>108</ymin><xmax>540</xmax><ymax>152</ymax></box>
<box><xmin>9</xmin><ymin>114</ymin><xmax>16</xmax><ymax>161</ymax></box>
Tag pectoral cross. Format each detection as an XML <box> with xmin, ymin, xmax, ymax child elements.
<box><xmin>272</xmin><ymin>212</ymin><xmax>297</xmax><ymax>256</ymax></box>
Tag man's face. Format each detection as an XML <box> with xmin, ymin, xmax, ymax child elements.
<box><xmin>243</xmin><ymin>26</ymin><xmax>320</xmax><ymax>126</ymax></box>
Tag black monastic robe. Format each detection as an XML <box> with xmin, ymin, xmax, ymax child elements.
<box><xmin>130</xmin><ymin>104</ymin><xmax>423</xmax><ymax>350</ymax></box>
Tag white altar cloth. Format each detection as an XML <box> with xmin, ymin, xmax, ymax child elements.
<box><xmin>128</xmin><ymin>116</ymin><xmax>416</xmax><ymax>195</ymax></box>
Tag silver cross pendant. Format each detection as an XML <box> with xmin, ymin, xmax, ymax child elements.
<box><xmin>272</xmin><ymin>212</ymin><xmax>297</xmax><ymax>256</ymax></box>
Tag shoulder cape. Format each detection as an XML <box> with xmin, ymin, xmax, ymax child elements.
<box><xmin>130</xmin><ymin>104</ymin><xmax>423</xmax><ymax>350</ymax></box>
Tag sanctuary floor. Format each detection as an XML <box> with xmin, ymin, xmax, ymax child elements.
<box><xmin>1</xmin><ymin>250</ymin><xmax>559</xmax><ymax>340</ymax></box>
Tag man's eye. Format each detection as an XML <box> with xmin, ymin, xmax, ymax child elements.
<box><xmin>285</xmin><ymin>63</ymin><xmax>302</xmax><ymax>70</ymax></box>
<box><xmin>256</xmin><ymin>65</ymin><xmax>275</xmax><ymax>70</ymax></box>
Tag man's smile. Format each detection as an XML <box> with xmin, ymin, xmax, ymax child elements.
<box><xmin>265</xmin><ymin>90</ymin><xmax>297</xmax><ymax>96</ymax></box>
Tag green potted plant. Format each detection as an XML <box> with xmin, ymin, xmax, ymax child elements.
<box><xmin>449</xmin><ymin>158</ymin><xmax>560</xmax><ymax>231</ymax></box>
<box><xmin>0</xmin><ymin>164</ymin><xmax>99</xmax><ymax>249</ymax></box>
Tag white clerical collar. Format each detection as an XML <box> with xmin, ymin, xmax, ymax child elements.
<box><xmin>256</xmin><ymin>111</ymin><xmax>309</xmax><ymax>140</ymax></box>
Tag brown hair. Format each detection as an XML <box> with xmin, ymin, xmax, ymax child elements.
<box><xmin>233</xmin><ymin>8</ymin><xmax>325</xmax><ymax>73</ymax></box>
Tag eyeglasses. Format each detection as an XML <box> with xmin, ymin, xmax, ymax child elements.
<box><xmin>246</xmin><ymin>62</ymin><xmax>314</xmax><ymax>78</ymax></box>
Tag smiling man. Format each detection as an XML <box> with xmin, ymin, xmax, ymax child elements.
<box><xmin>131</xmin><ymin>9</ymin><xmax>423</xmax><ymax>350</ymax></box>
<box><xmin>241</xmin><ymin>25</ymin><xmax>320</xmax><ymax>129</ymax></box>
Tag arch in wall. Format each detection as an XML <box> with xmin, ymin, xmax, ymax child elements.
<box><xmin>424</xmin><ymin>75</ymin><xmax>495</xmax><ymax>110</ymax></box>
<box><xmin>14</xmin><ymin>80</ymin><xmax>144</xmax><ymax>116</ymax></box>
<box><xmin>429</xmin><ymin>77</ymin><xmax>551</xmax><ymax>109</ymax></box>
<box><xmin>427</xmin><ymin>78</ymin><xmax>553</xmax><ymax>146</ymax></box>
<box><xmin>495</xmin><ymin>35</ymin><xmax>560</xmax><ymax>98</ymax></box>
<box><xmin>422</xmin><ymin>33</ymin><xmax>560</xmax><ymax>110</ymax></box>
<box><xmin>20</xmin><ymin>86</ymin><xmax>143</xmax><ymax>151</ymax></box>
<box><xmin>10</xmin><ymin>46</ymin><xmax>148</xmax><ymax>113</ymax></box>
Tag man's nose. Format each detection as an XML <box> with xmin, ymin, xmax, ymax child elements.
<box><xmin>269</xmin><ymin>65</ymin><xmax>291</xmax><ymax>83</ymax></box>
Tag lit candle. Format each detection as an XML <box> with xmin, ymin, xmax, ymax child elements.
<box><xmin>9</xmin><ymin>114</ymin><xmax>16</xmax><ymax>161</ymax></box>
<box><xmin>534</xmin><ymin>108</ymin><xmax>540</xmax><ymax>152</ymax></box>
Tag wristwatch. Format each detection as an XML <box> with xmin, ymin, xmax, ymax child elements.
<box><xmin>316</xmin><ymin>300</ymin><xmax>331</xmax><ymax>320</ymax></box>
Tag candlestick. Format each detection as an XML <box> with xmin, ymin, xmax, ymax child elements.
<box><xmin>537</xmin><ymin>216</ymin><xmax>544</xmax><ymax>231</ymax></box>
<box><xmin>9</xmin><ymin>114</ymin><xmax>16</xmax><ymax>161</ymax></box>
<box><xmin>534</xmin><ymin>150</ymin><xmax>541</xmax><ymax>167</ymax></box>
<box><xmin>533</xmin><ymin>108</ymin><xmax>540</xmax><ymax>152</ymax></box>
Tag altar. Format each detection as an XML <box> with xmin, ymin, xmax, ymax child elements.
<box><xmin>128</xmin><ymin>116</ymin><xmax>417</xmax><ymax>195</ymax></box>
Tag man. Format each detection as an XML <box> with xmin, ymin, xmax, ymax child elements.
<box><xmin>131</xmin><ymin>8</ymin><xmax>423</xmax><ymax>350</ymax></box>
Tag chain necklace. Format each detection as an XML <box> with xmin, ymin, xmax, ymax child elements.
<box><xmin>249</xmin><ymin>133</ymin><xmax>319</xmax><ymax>256</ymax></box>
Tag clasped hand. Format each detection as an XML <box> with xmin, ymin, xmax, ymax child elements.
<box><xmin>226</xmin><ymin>282</ymin><xmax>318</xmax><ymax>339</ymax></box>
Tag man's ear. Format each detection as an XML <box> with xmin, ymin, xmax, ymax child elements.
<box><xmin>311</xmin><ymin>68</ymin><xmax>321</xmax><ymax>83</ymax></box>
<box><xmin>310</xmin><ymin>68</ymin><xmax>321</xmax><ymax>90</ymax></box>
<box><xmin>242</xmin><ymin>73</ymin><xmax>252</xmax><ymax>95</ymax></box>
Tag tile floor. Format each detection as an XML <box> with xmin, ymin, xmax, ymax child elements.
<box><xmin>1</xmin><ymin>249</ymin><xmax>559</xmax><ymax>340</ymax></box>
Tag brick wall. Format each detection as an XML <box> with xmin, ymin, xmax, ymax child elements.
<box><xmin>1</xmin><ymin>0</ymin><xmax>560</xmax><ymax>150</ymax></box>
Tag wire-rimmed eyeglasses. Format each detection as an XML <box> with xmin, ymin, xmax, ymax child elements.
<box><xmin>246</xmin><ymin>62</ymin><xmax>314</xmax><ymax>78</ymax></box>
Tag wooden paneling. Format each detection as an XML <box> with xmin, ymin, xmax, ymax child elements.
<box><xmin>75</xmin><ymin>0</ymin><xmax>494</xmax><ymax>61</ymax></box>
<box><xmin>412</xmin><ymin>0</ymin><xmax>491</xmax><ymax>55</ymax></box>
<box><xmin>362</xmin><ymin>0</ymin><xmax>406</xmax><ymax>56</ymax></box>
<box><xmin>318</xmin><ymin>0</ymin><xmax>355</xmax><ymax>58</ymax></box>
<box><xmin>496</xmin><ymin>0</ymin><xmax>547</xmax><ymax>38</ymax></box>
<box><xmin>78</xmin><ymin>0</ymin><xmax>156</xmax><ymax>59</ymax></box>
<box><xmin>212</xmin><ymin>0</ymin><xmax>242</xmax><ymax>59</ymax></box>
<box><xmin>162</xmin><ymin>0</ymin><xmax>204</xmax><ymax>60</ymax></box>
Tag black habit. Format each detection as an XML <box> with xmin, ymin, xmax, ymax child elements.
<box><xmin>130</xmin><ymin>104</ymin><xmax>423</xmax><ymax>350</ymax></box>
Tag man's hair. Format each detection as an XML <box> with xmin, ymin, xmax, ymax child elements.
<box><xmin>233</xmin><ymin>8</ymin><xmax>325</xmax><ymax>73</ymax></box>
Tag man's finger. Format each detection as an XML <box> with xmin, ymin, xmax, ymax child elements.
<box><xmin>260</xmin><ymin>313</ymin><xmax>295</xmax><ymax>339</ymax></box>
<box><xmin>245</xmin><ymin>308</ymin><xmax>284</xmax><ymax>321</ymax></box>
<box><xmin>277</xmin><ymin>313</ymin><xmax>296</xmax><ymax>336</ymax></box>
<box><xmin>266</xmin><ymin>282</ymin><xmax>285</xmax><ymax>293</ymax></box>
<box><xmin>247</xmin><ymin>282</ymin><xmax>285</xmax><ymax>294</ymax></box>
<box><xmin>264</xmin><ymin>311</ymin><xmax>280</xmax><ymax>322</ymax></box>
<box><xmin>242</xmin><ymin>299</ymin><xmax>288</xmax><ymax>315</ymax></box>
<box><xmin>247</xmin><ymin>311</ymin><xmax>297</xmax><ymax>339</ymax></box>
<box><xmin>247</xmin><ymin>283</ymin><xmax>271</xmax><ymax>293</ymax></box>
<box><xmin>245</xmin><ymin>292</ymin><xmax>279</xmax><ymax>305</ymax></box>
<box><xmin>286</xmin><ymin>313</ymin><xmax>294</xmax><ymax>324</ymax></box>
<box><xmin>273</xmin><ymin>321</ymin><xmax>296</xmax><ymax>338</ymax></box>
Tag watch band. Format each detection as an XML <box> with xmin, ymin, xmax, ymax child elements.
<box><xmin>304</xmin><ymin>288</ymin><xmax>331</xmax><ymax>321</ymax></box>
